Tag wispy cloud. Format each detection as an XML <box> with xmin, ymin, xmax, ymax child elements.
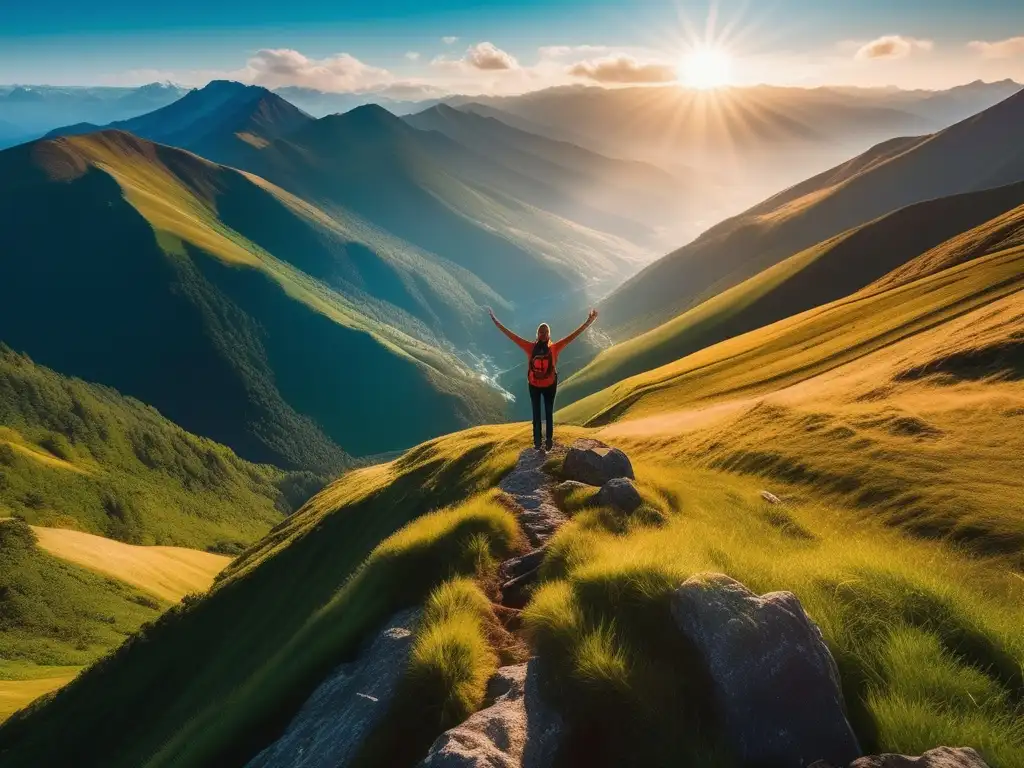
<box><xmin>538</xmin><ymin>44</ymin><xmax>610</xmax><ymax>60</ymax></box>
<box><xmin>568</xmin><ymin>54</ymin><xmax>676</xmax><ymax>83</ymax></box>
<box><xmin>854</xmin><ymin>35</ymin><xmax>933</xmax><ymax>60</ymax></box>
<box><xmin>968</xmin><ymin>36</ymin><xmax>1024</xmax><ymax>59</ymax></box>
<box><xmin>405</xmin><ymin>51</ymin><xmax>421</xmax><ymax>61</ymax></box>
<box><xmin>244</xmin><ymin>49</ymin><xmax>392</xmax><ymax>91</ymax></box>
<box><xmin>442</xmin><ymin>36</ymin><xmax>459</xmax><ymax>45</ymax></box>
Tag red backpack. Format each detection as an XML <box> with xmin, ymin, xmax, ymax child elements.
<box><xmin>530</xmin><ymin>342</ymin><xmax>555</xmax><ymax>384</ymax></box>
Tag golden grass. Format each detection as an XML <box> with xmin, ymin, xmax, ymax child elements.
<box><xmin>30</xmin><ymin>526</ymin><xmax>230</xmax><ymax>603</ymax></box>
<box><xmin>561</xmin><ymin>245</ymin><xmax>1023</xmax><ymax>427</ymax></box>
<box><xmin>0</xmin><ymin>671</ymin><xmax>80</xmax><ymax>722</ymax></box>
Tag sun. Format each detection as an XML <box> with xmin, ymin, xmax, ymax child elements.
<box><xmin>679</xmin><ymin>46</ymin><xmax>732</xmax><ymax>90</ymax></box>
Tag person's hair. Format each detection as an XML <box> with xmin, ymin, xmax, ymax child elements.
<box><xmin>536</xmin><ymin>323</ymin><xmax>551</xmax><ymax>341</ymax></box>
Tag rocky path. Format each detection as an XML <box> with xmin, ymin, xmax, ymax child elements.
<box><xmin>494</xmin><ymin>446</ymin><xmax>569</xmax><ymax>611</ymax></box>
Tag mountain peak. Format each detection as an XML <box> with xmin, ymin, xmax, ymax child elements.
<box><xmin>200</xmin><ymin>79</ymin><xmax>264</xmax><ymax>96</ymax></box>
<box><xmin>343</xmin><ymin>102</ymin><xmax>400</xmax><ymax>121</ymax></box>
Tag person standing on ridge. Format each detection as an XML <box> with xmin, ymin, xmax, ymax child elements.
<box><xmin>488</xmin><ymin>307</ymin><xmax>599</xmax><ymax>451</ymax></box>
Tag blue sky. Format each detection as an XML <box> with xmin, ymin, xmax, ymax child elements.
<box><xmin>3</xmin><ymin>0</ymin><xmax>1024</xmax><ymax>90</ymax></box>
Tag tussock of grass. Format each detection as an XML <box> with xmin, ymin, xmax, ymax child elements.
<box><xmin>353</xmin><ymin>578</ymin><xmax>500</xmax><ymax>767</ymax></box>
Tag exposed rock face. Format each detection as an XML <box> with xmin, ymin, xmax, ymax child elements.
<box><xmin>499</xmin><ymin>449</ymin><xmax>568</xmax><ymax>548</ymax></box>
<box><xmin>671</xmin><ymin>573</ymin><xmax>860</xmax><ymax>768</ymax></box>
<box><xmin>811</xmin><ymin>747</ymin><xmax>990</xmax><ymax>768</ymax></box>
<box><xmin>420</xmin><ymin>661</ymin><xmax>562</xmax><ymax>767</ymax></box>
<box><xmin>246</xmin><ymin>609</ymin><xmax>421</xmax><ymax>768</ymax></box>
<box><xmin>596</xmin><ymin>477</ymin><xmax>642</xmax><ymax>513</ymax></box>
<box><xmin>562</xmin><ymin>439</ymin><xmax>634</xmax><ymax>487</ymax></box>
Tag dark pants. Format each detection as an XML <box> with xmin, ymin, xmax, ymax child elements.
<box><xmin>529</xmin><ymin>382</ymin><xmax>557</xmax><ymax>448</ymax></box>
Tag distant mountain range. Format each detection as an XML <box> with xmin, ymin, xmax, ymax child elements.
<box><xmin>441</xmin><ymin>80</ymin><xmax>1022</xmax><ymax>217</ymax></box>
<box><xmin>0</xmin><ymin>82</ymin><xmax>189</xmax><ymax>146</ymax></box>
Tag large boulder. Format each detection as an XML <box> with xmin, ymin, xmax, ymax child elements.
<box><xmin>811</xmin><ymin>747</ymin><xmax>990</xmax><ymax>768</ymax></box>
<box><xmin>420</xmin><ymin>660</ymin><xmax>562</xmax><ymax>767</ymax></box>
<box><xmin>247</xmin><ymin>609</ymin><xmax>420</xmax><ymax>768</ymax></box>
<box><xmin>562</xmin><ymin>439</ymin><xmax>634</xmax><ymax>487</ymax></box>
<box><xmin>596</xmin><ymin>477</ymin><xmax>642</xmax><ymax>514</ymax></box>
<box><xmin>671</xmin><ymin>573</ymin><xmax>860</xmax><ymax>768</ymax></box>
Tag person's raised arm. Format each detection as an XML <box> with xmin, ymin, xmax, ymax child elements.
<box><xmin>554</xmin><ymin>308</ymin><xmax>598</xmax><ymax>350</ymax></box>
<box><xmin>488</xmin><ymin>308</ymin><xmax>532</xmax><ymax>349</ymax></box>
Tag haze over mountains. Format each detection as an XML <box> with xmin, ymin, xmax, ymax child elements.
<box><xmin>556</xmin><ymin>85</ymin><xmax>1024</xmax><ymax>403</ymax></box>
<box><xmin>0</xmin><ymin>83</ymin><xmax>189</xmax><ymax>147</ymax></box>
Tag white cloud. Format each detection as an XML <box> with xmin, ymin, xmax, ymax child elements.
<box><xmin>968</xmin><ymin>37</ymin><xmax>1024</xmax><ymax>59</ymax></box>
<box><xmin>854</xmin><ymin>35</ymin><xmax>934</xmax><ymax>60</ymax></box>
<box><xmin>464</xmin><ymin>42</ymin><xmax>519</xmax><ymax>71</ymax></box>
<box><xmin>442</xmin><ymin>36</ymin><xmax>459</xmax><ymax>45</ymax></box>
<box><xmin>568</xmin><ymin>54</ymin><xmax>676</xmax><ymax>84</ymax></box>
<box><xmin>434</xmin><ymin>42</ymin><xmax>520</xmax><ymax>72</ymax></box>
<box><xmin>244</xmin><ymin>49</ymin><xmax>392</xmax><ymax>92</ymax></box>
<box><xmin>405</xmin><ymin>51</ymin><xmax>421</xmax><ymax>61</ymax></box>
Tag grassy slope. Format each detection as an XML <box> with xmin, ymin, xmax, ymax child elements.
<box><xmin>3</xmin><ymin>392</ymin><xmax>1020</xmax><ymax>765</ymax></box>
<box><xmin>0</xmin><ymin>520</ymin><xmax>167</xmax><ymax>714</ymax></box>
<box><xmin>2</xmin><ymin>223</ymin><xmax>1021</xmax><ymax>766</ymax></box>
<box><xmin>561</xmin><ymin>244</ymin><xmax>1024</xmax><ymax>556</ymax></box>
<box><xmin>0</xmin><ymin>344</ymin><xmax>298</xmax><ymax>550</ymax></box>
<box><xmin>561</xmin><ymin>183</ymin><xmax>1024</xmax><ymax>405</ymax></box>
<box><xmin>0</xmin><ymin>132</ymin><xmax>503</xmax><ymax>466</ymax></box>
<box><xmin>0</xmin><ymin>428</ymin><xmax>526</xmax><ymax>766</ymax></box>
<box><xmin>600</xmin><ymin>87</ymin><xmax>1024</xmax><ymax>338</ymax></box>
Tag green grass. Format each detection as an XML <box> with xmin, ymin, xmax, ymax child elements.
<box><xmin>0</xmin><ymin>519</ymin><xmax>166</xmax><ymax>680</ymax></box>
<box><xmin>3</xmin><ymin>416</ymin><xmax>1021</xmax><ymax>766</ymax></box>
<box><xmin>0</xmin><ymin>344</ymin><xmax>305</xmax><ymax>549</ymax></box>
<box><xmin>525</xmin><ymin>458</ymin><xmax>1023</xmax><ymax>767</ymax></box>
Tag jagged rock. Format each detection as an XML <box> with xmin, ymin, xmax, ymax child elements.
<box><xmin>501</xmin><ymin>567</ymin><xmax>541</xmax><ymax>609</ymax></box>
<box><xmin>247</xmin><ymin>609</ymin><xmax>420</xmax><ymax>768</ymax></box>
<box><xmin>760</xmin><ymin>490</ymin><xmax>782</xmax><ymax>504</ymax></box>
<box><xmin>501</xmin><ymin>548</ymin><xmax>547</xmax><ymax>581</ymax></box>
<box><xmin>420</xmin><ymin>660</ymin><xmax>562</xmax><ymax>767</ymax></box>
<box><xmin>596</xmin><ymin>477</ymin><xmax>642</xmax><ymax>514</ymax></box>
<box><xmin>562</xmin><ymin>439</ymin><xmax>634</xmax><ymax>487</ymax></box>
<box><xmin>671</xmin><ymin>573</ymin><xmax>860</xmax><ymax>768</ymax></box>
<box><xmin>810</xmin><ymin>747</ymin><xmax>989</xmax><ymax>768</ymax></box>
